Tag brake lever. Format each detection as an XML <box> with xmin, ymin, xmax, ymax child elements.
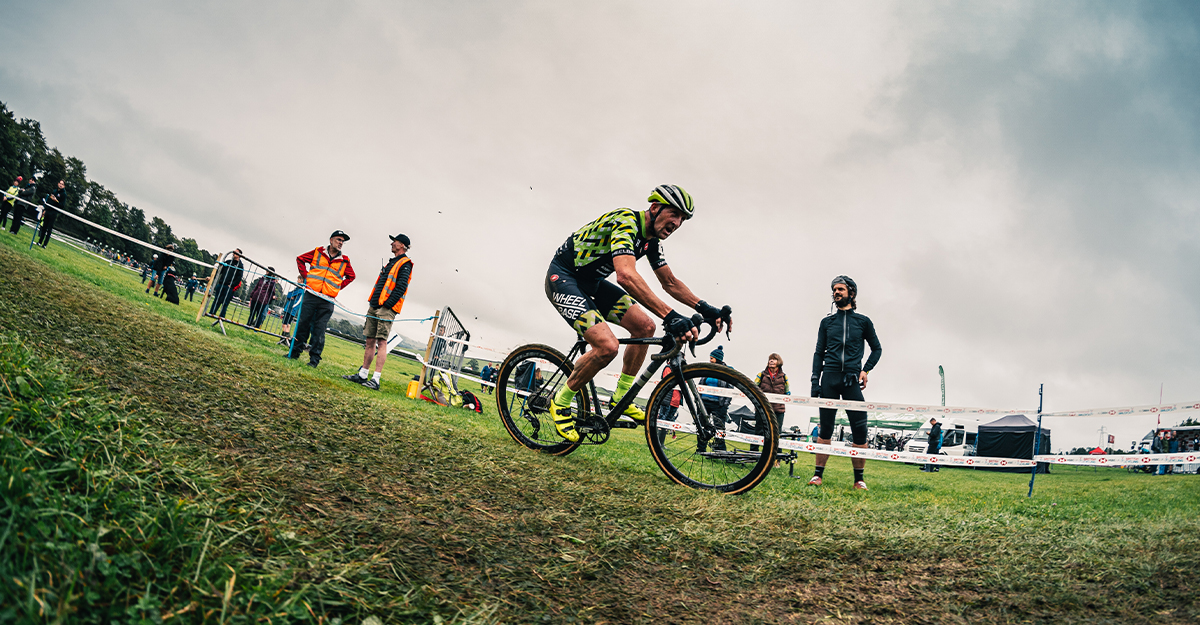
<box><xmin>721</xmin><ymin>305</ymin><xmax>732</xmax><ymax>340</ymax></box>
<box><xmin>688</xmin><ymin>313</ymin><xmax>704</xmax><ymax>357</ymax></box>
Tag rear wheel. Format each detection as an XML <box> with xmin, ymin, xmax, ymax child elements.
<box><xmin>495</xmin><ymin>343</ymin><xmax>585</xmax><ymax>456</ymax></box>
<box><xmin>645</xmin><ymin>362</ymin><xmax>777</xmax><ymax>493</ymax></box>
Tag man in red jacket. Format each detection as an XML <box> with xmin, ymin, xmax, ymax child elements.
<box><xmin>290</xmin><ymin>230</ymin><xmax>356</xmax><ymax>368</ymax></box>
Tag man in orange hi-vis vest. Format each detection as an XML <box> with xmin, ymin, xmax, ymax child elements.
<box><xmin>289</xmin><ymin>230</ymin><xmax>357</xmax><ymax>367</ymax></box>
<box><xmin>342</xmin><ymin>233</ymin><xmax>412</xmax><ymax>390</ymax></box>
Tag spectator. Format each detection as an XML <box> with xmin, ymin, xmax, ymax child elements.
<box><xmin>277</xmin><ymin>275</ymin><xmax>304</xmax><ymax>345</ymax></box>
<box><xmin>36</xmin><ymin>180</ymin><xmax>66</xmax><ymax>248</ymax></box>
<box><xmin>246</xmin><ymin>268</ymin><xmax>279</xmax><ymax>328</ymax></box>
<box><xmin>343</xmin><ymin>234</ymin><xmax>410</xmax><ymax>389</ymax></box>
<box><xmin>699</xmin><ymin>346</ymin><xmax>731</xmax><ymax>453</ymax></box>
<box><xmin>141</xmin><ymin>258</ymin><xmax>155</xmax><ymax>284</ymax></box>
<box><xmin>1</xmin><ymin>176</ymin><xmax>20</xmax><ymax>230</ymax></box>
<box><xmin>657</xmin><ymin>364</ymin><xmax>682</xmax><ymax>423</ymax></box>
<box><xmin>161</xmin><ymin>265</ymin><xmax>181</xmax><ymax>305</ymax></box>
<box><xmin>147</xmin><ymin>244</ymin><xmax>176</xmax><ymax>296</ymax></box>
<box><xmin>291</xmin><ymin>231</ymin><xmax>356</xmax><ymax>368</ymax></box>
<box><xmin>10</xmin><ymin>177</ymin><xmax>37</xmax><ymax>235</ymax></box>
<box><xmin>808</xmin><ymin>275</ymin><xmax>882</xmax><ymax>490</ymax></box>
<box><xmin>208</xmin><ymin>249</ymin><xmax>245</xmax><ymax>319</ymax></box>
<box><xmin>480</xmin><ymin>364</ymin><xmax>495</xmax><ymax>394</ymax></box>
<box><xmin>185</xmin><ymin>274</ymin><xmax>199</xmax><ymax>301</ymax></box>
<box><xmin>923</xmin><ymin>418</ymin><xmax>943</xmax><ymax>472</ymax></box>
<box><xmin>754</xmin><ymin>352</ymin><xmax>790</xmax><ymax>447</ymax></box>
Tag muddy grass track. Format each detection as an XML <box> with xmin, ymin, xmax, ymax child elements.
<box><xmin>1</xmin><ymin>241</ymin><xmax>1196</xmax><ymax>624</ymax></box>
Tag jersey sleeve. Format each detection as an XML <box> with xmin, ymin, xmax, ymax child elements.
<box><xmin>646</xmin><ymin>240</ymin><xmax>667</xmax><ymax>270</ymax></box>
<box><xmin>607</xmin><ymin>210</ymin><xmax>639</xmax><ymax>257</ymax></box>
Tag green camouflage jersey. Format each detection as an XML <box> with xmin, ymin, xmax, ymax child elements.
<box><xmin>551</xmin><ymin>208</ymin><xmax>667</xmax><ymax>282</ymax></box>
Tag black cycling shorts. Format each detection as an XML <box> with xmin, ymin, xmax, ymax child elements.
<box><xmin>817</xmin><ymin>371</ymin><xmax>869</xmax><ymax>445</ymax></box>
<box><xmin>545</xmin><ymin>260</ymin><xmax>635</xmax><ymax>336</ymax></box>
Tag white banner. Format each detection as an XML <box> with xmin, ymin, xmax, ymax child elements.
<box><xmin>1034</xmin><ymin>453</ymin><xmax>1200</xmax><ymax>467</ymax></box>
<box><xmin>1039</xmin><ymin>401</ymin><xmax>1200</xmax><ymax>418</ymax></box>
<box><xmin>656</xmin><ymin>420</ymin><xmax>1037</xmax><ymax>467</ymax></box>
<box><xmin>695</xmin><ymin>384</ymin><xmax>1033</xmax><ymax>418</ymax></box>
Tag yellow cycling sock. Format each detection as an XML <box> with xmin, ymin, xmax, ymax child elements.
<box><xmin>554</xmin><ymin>385</ymin><xmax>577</xmax><ymax>406</ymax></box>
<box><xmin>615</xmin><ymin>373</ymin><xmax>635</xmax><ymax>401</ymax></box>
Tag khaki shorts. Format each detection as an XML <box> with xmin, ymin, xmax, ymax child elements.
<box><xmin>363</xmin><ymin>306</ymin><xmax>397</xmax><ymax>339</ymax></box>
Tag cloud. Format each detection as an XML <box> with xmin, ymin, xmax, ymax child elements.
<box><xmin>1</xmin><ymin>1</ymin><xmax>1196</xmax><ymax>450</ymax></box>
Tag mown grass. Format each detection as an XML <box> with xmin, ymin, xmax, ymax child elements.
<box><xmin>0</xmin><ymin>232</ymin><xmax>1197</xmax><ymax>624</ymax></box>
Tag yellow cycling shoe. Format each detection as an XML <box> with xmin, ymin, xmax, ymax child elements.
<box><xmin>551</xmin><ymin>400</ymin><xmax>579</xmax><ymax>443</ymax></box>
<box><xmin>621</xmin><ymin>402</ymin><xmax>645</xmax><ymax>423</ymax></box>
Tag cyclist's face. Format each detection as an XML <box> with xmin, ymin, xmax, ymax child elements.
<box><xmin>651</xmin><ymin>206</ymin><xmax>685</xmax><ymax>239</ymax></box>
<box><xmin>832</xmin><ymin>284</ymin><xmax>850</xmax><ymax>303</ymax></box>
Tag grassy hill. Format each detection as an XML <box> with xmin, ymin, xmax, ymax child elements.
<box><xmin>0</xmin><ymin>232</ymin><xmax>1197</xmax><ymax>624</ymax></box>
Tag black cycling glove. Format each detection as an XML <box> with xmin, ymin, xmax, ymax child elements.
<box><xmin>811</xmin><ymin>382</ymin><xmax>821</xmax><ymax>398</ymax></box>
<box><xmin>663</xmin><ymin>310</ymin><xmax>694</xmax><ymax>337</ymax></box>
<box><xmin>695</xmin><ymin>300</ymin><xmax>723</xmax><ymax>321</ymax></box>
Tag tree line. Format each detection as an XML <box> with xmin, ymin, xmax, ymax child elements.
<box><xmin>0</xmin><ymin>102</ymin><xmax>217</xmax><ymax>278</ymax></box>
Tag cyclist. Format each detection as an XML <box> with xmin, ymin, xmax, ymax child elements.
<box><xmin>544</xmin><ymin>184</ymin><xmax>730</xmax><ymax>442</ymax></box>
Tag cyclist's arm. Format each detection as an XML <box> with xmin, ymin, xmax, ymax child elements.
<box><xmin>650</xmin><ymin>264</ymin><xmax>701</xmax><ymax>310</ymax></box>
<box><xmin>613</xmin><ymin>255</ymin><xmax>675</xmax><ymax>318</ymax></box>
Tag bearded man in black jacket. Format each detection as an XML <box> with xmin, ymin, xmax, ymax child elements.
<box><xmin>807</xmin><ymin>275</ymin><xmax>882</xmax><ymax>490</ymax></box>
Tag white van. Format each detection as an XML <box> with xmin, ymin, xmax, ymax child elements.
<box><xmin>904</xmin><ymin>418</ymin><xmax>979</xmax><ymax>457</ymax></box>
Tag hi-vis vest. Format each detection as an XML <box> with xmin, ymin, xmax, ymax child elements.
<box><xmin>4</xmin><ymin>186</ymin><xmax>17</xmax><ymax>205</ymax></box>
<box><xmin>305</xmin><ymin>246</ymin><xmax>350</xmax><ymax>298</ymax></box>
<box><xmin>375</xmin><ymin>256</ymin><xmax>412</xmax><ymax>313</ymax></box>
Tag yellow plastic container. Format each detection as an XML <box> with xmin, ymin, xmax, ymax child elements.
<box><xmin>406</xmin><ymin>378</ymin><xmax>421</xmax><ymax>399</ymax></box>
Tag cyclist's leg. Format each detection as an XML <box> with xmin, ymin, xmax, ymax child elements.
<box><xmin>544</xmin><ymin>267</ymin><xmax>617</xmax><ymax>442</ymax></box>
<box><xmin>566</xmin><ymin>323</ymin><xmax>619</xmax><ymax>390</ymax></box>
<box><xmin>595</xmin><ymin>281</ymin><xmax>651</xmax><ymax>419</ymax></box>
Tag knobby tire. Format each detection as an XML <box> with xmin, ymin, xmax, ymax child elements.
<box><xmin>645</xmin><ymin>362</ymin><xmax>777</xmax><ymax>494</ymax></box>
<box><xmin>494</xmin><ymin>343</ymin><xmax>585</xmax><ymax>457</ymax></box>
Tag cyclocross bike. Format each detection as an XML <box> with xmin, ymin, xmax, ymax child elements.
<box><xmin>494</xmin><ymin>310</ymin><xmax>779</xmax><ymax>494</ymax></box>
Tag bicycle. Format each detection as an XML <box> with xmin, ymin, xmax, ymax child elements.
<box><xmin>494</xmin><ymin>310</ymin><xmax>779</xmax><ymax>494</ymax></box>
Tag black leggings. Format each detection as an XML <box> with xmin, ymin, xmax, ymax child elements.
<box><xmin>817</xmin><ymin>371</ymin><xmax>868</xmax><ymax>445</ymax></box>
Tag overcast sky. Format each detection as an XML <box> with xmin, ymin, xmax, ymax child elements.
<box><xmin>3</xmin><ymin>1</ymin><xmax>1197</xmax><ymax>451</ymax></box>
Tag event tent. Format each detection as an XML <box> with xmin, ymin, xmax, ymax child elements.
<box><xmin>975</xmin><ymin>414</ymin><xmax>1051</xmax><ymax>473</ymax></box>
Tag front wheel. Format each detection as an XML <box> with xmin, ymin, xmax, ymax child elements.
<box><xmin>645</xmin><ymin>362</ymin><xmax>777</xmax><ymax>494</ymax></box>
<box><xmin>495</xmin><ymin>344</ymin><xmax>585</xmax><ymax>456</ymax></box>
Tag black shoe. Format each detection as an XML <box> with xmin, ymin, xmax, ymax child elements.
<box><xmin>361</xmin><ymin>379</ymin><xmax>380</xmax><ymax>391</ymax></box>
<box><xmin>343</xmin><ymin>373</ymin><xmax>368</xmax><ymax>384</ymax></box>
<box><xmin>307</xmin><ymin>361</ymin><xmax>319</xmax><ymax>368</ymax></box>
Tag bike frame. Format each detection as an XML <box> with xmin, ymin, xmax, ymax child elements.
<box><xmin>561</xmin><ymin>334</ymin><xmax>719</xmax><ymax>441</ymax></box>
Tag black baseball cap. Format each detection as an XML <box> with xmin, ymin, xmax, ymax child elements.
<box><xmin>330</xmin><ymin>230</ymin><xmax>350</xmax><ymax>241</ymax></box>
<box><xmin>389</xmin><ymin>233</ymin><xmax>411</xmax><ymax>246</ymax></box>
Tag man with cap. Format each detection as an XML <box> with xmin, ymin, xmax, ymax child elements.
<box><xmin>10</xmin><ymin>176</ymin><xmax>37</xmax><ymax>235</ymax></box>
<box><xmin>808</xmin><ymin>275</ymin><xmax>883</xmax><ymax>490</ymax></box>
<box><xmin>291</xmin><ymin>230</ymin><xmax>356</xmax><ymax>367</ymax></box>
<box><xmin>698</xmin><ymin>345</ymin><xmax>732</xmax><ymax>452</ymax></box>
<box><xmin>343</xmin><ymin>234</ymin><xmax>413</xmax><ymax>390</ymax></box>
<box><xmin>1</xmin><ymin>176</ymin><xmax>21</xmax><ymax>230</ymax></box>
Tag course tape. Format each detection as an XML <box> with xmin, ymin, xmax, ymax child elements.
<box><xmin>693</xmin><ymin>384</ymin><xmax>1033</xmax><ymax>418</ymax></box>
<box><xmin>45</xmin><ymin>203</ymin><xmax>216</xmax><ymax>268</ymax></box>
<box><xmin>1034</xmin><ymin>453</ymin><xmax>1200</xmax><ymax>467</ymax></box>
<box><xmin>655</xmin><ymin>420</ymin><xmax>1037</xmax><ymax>467</ymax></box>
<box><xmin>1040</xmin><ymin>401</ymin><xmax>1200</xmax><ymax>418</ymax></box>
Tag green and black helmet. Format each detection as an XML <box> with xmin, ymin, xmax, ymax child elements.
<box><xmin>647</xmin><ymin>184</ymin><xmax>694</xmax><ymax>219</ymax></box>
